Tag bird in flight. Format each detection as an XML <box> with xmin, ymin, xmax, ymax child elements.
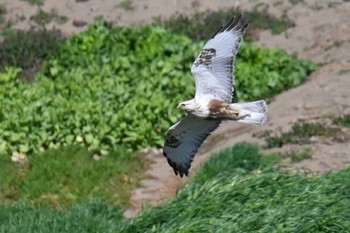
<box><xmin>163</xmin><ymin>15</ymin><xmax>268</xmax><ymax>177</ymax></box>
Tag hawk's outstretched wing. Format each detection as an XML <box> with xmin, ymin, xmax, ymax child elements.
<box><xmin>191</xmin><ymin>15</ymin><xmax>248</xmax><ymax>103</ymax></box>
<box><xmin>163</xmin><ymin>115</ymin><xmax>221</xmax><ymax>177</ymax></box>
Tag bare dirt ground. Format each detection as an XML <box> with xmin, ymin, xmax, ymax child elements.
<box><xmin>2</xmin><ymin>0</ymin><xmax>350</xmax><ymax>218</ymax></box>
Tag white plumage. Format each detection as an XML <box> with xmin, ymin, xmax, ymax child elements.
<box><xmin>163</xmin><ymin>16</ymin><xmax>268</xmax><ymax>177</ymax></box>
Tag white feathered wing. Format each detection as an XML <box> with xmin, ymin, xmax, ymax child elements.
<box><xmin>163</xmin><ymin>16</ymin><xmax>248</xmax><ymax>177</ymax></box>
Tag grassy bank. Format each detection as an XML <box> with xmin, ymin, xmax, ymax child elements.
<box><xmin>1</xmin><ymin>143</ymin><xmax>350</xmax><ymax>232</ymax></box>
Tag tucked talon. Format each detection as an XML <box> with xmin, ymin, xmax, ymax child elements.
<box><xmin>232</xmin><ymin>109</ymin><xmax>240</xmax><ymax>118</ymax></box>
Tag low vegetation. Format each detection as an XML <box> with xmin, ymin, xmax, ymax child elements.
<box><xmin>265</xmin><ymin>123</ymin><xmax>336</xmax><ymax>148</ymax></box>
<box><xmin>0</xmin><ymin>200</ymin><xmax>124</xmax><ymax>233</ymax></box>
<box><xmin>0</xmin><ymin>9</ymin><xmax>322</xmax><ymax>231</ymax></box>
<box><xmin>156</xmin><ymin>8</ymin><xmax>294</xmax><ymax>42</ymax></box>
<box><xmin>24</xmin><ymin>0</ymin><xmax>44</xmax><ymax>6</ymax></box>
<box><xmin>0</xmin><ymin>4</ymin><xmax>6</xmax><ymax>22</ymax></box>
<box><xmin>0</xmin><ymin>145</ymin><xmax>146</xmax><ymax>206</ymax></box>
<box><xmin>288</xmin><ymin>147</ymin><xmax>313</xmax><ymax>163</ymax></box>
<box><xmin>30</xmin><ymin>9</ymin><xmax>68</xmax><ymax>26</ymax></box>
<box><xmin>118</xmin><ymin>0</ymin><xmax>135</xmax><ymax>11</ymax></box>
<box><xmin>333</xmin><ymin>115</ymin><xmax>350</xmax><ymax>128</ymax></box>
<box><xmin>0</xmin><ymin>27</ymin><xmax>65</xmax><ymax>72</ymax></box>
<box><xmin>2</xmin><ymin>143</ymin><xmax>350</xmax><ymax>232</ymax></box>
<box><xmin>0</xmin><ymin>20</ymin><xmax>316</xmax><ymax>158</ymax></box>
<box><xmin>124</xmin><ymin>143</ymin><xmax>350</xmax><ymax>232</ymax></box>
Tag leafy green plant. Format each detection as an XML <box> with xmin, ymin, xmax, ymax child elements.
<box><xmin>0</xmin><ymin>20</ymin><xmax>316</xmax><ymax>158</ymax></box>
<box><xmin>235</xmin><ymin>42</ymin><xmax>317</xmax><ymax>100</ymax></box>
<box><xmin>0</xmin><ymin>145</ymin><xmax>146</xmax><ymax>206</ymax></box>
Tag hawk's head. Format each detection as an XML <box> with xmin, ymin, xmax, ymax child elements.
<box><xmin>177</xmin><ymin>100</ymin><xmax>197</xmax><ymax>113</ymax></box>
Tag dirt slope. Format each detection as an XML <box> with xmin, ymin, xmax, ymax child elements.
<box><xmin>2</xmin><ymin>0</ymin><xmax>349</xmax><ymax>218</ymax></box>
<box><xmin>124</xmin><ymin>0</ymin><xmax>350</xmax><ymax>218</ymax></box>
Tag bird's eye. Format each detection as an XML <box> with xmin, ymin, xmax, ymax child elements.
<box><xmin>181</xmin><ymin>103</ymin><xmax>186</xmax><ymax>107</ymax></box>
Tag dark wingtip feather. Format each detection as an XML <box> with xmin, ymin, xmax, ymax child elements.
<box><xmin>211</xmin><ymin>14</ymin><xmax>248</xmax><ymax>38</ymax></box>
<box><xmin>211</xmin><ymin>25</ymin><xmax>223</xmax><ymax>38</ymax></box>
<box><xmin>166</xmin><ymin>157</ymin><xmax>189</xmax><ymax>178</ymax></box>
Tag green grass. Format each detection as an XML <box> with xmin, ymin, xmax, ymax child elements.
<box><xmin>30</xmin><ymin>9</ymin><xmax>68</xmax><ymax>26</ymax></box>
<box><xmin>24</xmin><ymin>0</ymin><xmax>44</xmax><ymax>6</ymax></box>
<box><xmin>124</xmin><ymin>143</ymin><xmax>350</xmax><ymax>232</ymax></box>
<box><xmin>0</xmin><ymin>4</ymin><xmax>6</xmax><ymax>23</ymax></box>
<box><xmin>118</xmin><ymin>0</ymin><xmax>135</xmax><ymax>11</ymax></box>
<box><xmin>0</xmin><ymin>145</ymin><xmax>147</xmax><ymax>207</ymax></box>
<box><xmin>1</xmin><ymin>143</ymin><xmax>350</xmax><ymax>232</ymax></box>
<box><xmin>192</xmin><ymin>143</ymin><xmax>280</xmax><ymax>184</ymax></box>
<box><xmin>0</xmin><ymin>200</ymin><xmax>125</xmax><ymax>233</ymax></box>
<box><xmin>0</xmin><ymin>27</ymin><xmax>65</xmax><ymax>72</ymax></box>
<box><xmin>265</xmin><ymin>123</ymin><xmax>335</xmax><ymax>148</ymax></box>
<box><xmin>31</xmin><ymin>9</ymin><xmax>53</xmax><ymax>25</ymax></box>
<box><xmin>156</xmin><ymin>8</ymin><xmax>294</xmax><ymax>42</ymax></box>
<box><xmin>288</xmin><ymin>147</ymin><xmax>313</xmax><ymax>163</ymax></box>
<box><xmin>333</xmin><ymin>115</ymin><xmax>350</xmax><ymax>128</ymax></box>
<box><xmin>289</xmin><ymin>0</ymin><xmax>304</xmax><ymax>5</ymax></box>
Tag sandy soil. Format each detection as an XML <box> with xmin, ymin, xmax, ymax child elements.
<box><xmin>2</xmin><ymin>0</ymin><xmax>350</xmax><ymax>218</ymax></box>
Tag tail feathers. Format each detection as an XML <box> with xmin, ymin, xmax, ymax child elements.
<box><xmin>230</xmin><ymin>100</ymin><xmax>267</xmax><ymax>125</ymax></box>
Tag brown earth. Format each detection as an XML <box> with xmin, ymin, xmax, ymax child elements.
<box><xmin>2</xmin><ymin>0</ymin><xmax>350</xmax><ymax>218</ymax></box>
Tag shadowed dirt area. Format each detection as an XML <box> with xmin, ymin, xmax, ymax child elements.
<box><xmin>2</xmin><ymin>0</ymin><xmax>350</xmax><ymax>218</ymax></box>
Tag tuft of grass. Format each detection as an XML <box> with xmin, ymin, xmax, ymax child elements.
<box><xmin>289</xmin><ymin>0</ymin><xmax>304</xmax><ymax>5</ymax></box>
<box><xmin>54</xmin><ymin>15</ymin><xmax>69</xmax><ymax>24</ymax></box>
<box><xmin>30</xmin><ymin>9</ymin><xmax>53</xmax><ymax>25</ymax></box>
<box><xmin>0</xmin><ymin>4</ymin><xmax>6</xmax><ymax>21</ymax></box>
<box><xmin>288</xmin><ymin>147</ymin><xmax>313</xmax><ymax>163</ymax></box>
<box><xmin>30</xmin><ymin>9</ymin><xmax>68</xmax><ymax>26</ymax></box>
<box><xmin>265</xmin><ymin>123</ymin><xmax>335</xmax><ymax>148</ymax></box>
<box><xmin>0</xmin><ymin>145</ymin><xmax>147</xmax><ymax>207</ymax></box>
<box><xmin>24</xmin><ymin>0</ymin><xmax>44</xmax><ymax>6</ymax></box>
<box><xmin>333</xmin><ymin>115</ymin><xmax>350</xmax><ymax>128</ymax></box>
<box><xmin>155</xmin><ymin>8</ymin><xmax>294</xmax><ymax>42</ymax></box>
<box><xmin>118</xmin><ymin>0</ymin><xmax>135</xmax><ymax>11</ymax></box>
<box><xmin>0</xmin><ymin>27</ymin><xmax>65</xmax><ymax>79</ymax></box>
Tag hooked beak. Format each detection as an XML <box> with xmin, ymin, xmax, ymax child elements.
<box><xmin>177</xmin><ymin>103</ymin><xmax>185</xmax><ymax>110</ymax></box>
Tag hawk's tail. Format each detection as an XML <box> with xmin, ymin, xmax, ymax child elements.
<box><xmin>230</xmin><ymin>100</ymin><xmax>267</xmax><ymax>125</ymax></box>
